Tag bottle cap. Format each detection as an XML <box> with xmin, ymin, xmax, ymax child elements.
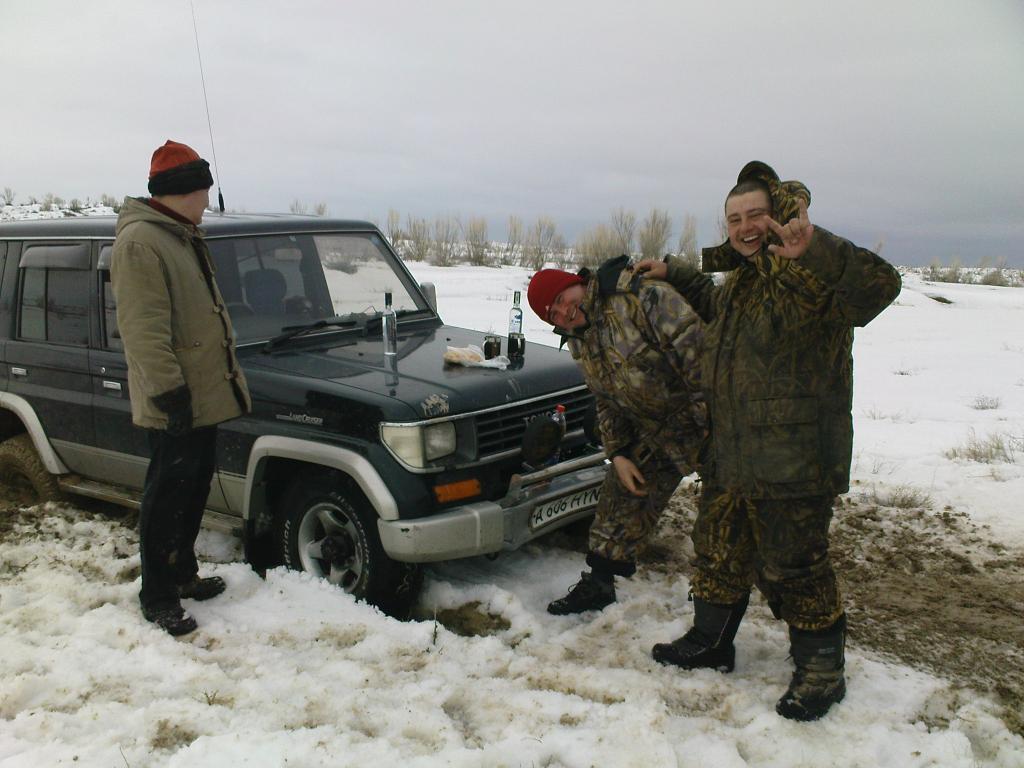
<box><xmin>555</xmin><ymin>404</ymin><xmax>565</xmax><ymax>413</ymax></box>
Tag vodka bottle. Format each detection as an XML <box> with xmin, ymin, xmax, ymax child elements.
<box><xmin>543</xmin><ymin>404</ymin><xmax>567</xmax><ymax>466</ymax></box>
<box><xmin>507</xmin><ymin>290</ymin><xmax>525</xmax><ymax>358</ymax></box>
<box><xmin>382</xmin><ymin>291</ymin><xmax>397</xmax><ymax>359</ymax></box>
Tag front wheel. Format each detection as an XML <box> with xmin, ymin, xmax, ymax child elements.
<box><xmin>277</xmin><ymin>472</ymin><xmax>420</xmax><ymax>618</ymax></box>
<box><xmin>0</xmin><ymin>434</ymin><xmax>62</xmax><ymax>505</ymax></box>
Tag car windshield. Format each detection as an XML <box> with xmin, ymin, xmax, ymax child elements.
<box><xmin>206</xmin><ymin>231</ymin><xmax>428</xmax><ymax>344</ymax></box>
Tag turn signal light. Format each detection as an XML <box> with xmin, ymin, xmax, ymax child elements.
<box><xmin>433</xmin><ymin>478</ymin><xmax>481</xmax><ymax>504</ymax></box>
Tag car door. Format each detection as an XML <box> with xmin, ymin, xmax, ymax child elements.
<box><xmin>4</xmin><ymin>241</ymin><xmax>94</xmax><ymax>471</ymax></box>
<box><xmin>89</xmin><ymin>242</ymin><xmax>148</xmax><ymax>488</ymax></box>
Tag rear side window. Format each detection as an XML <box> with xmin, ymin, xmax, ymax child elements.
<box><xmin>98</xmin><ymin>244</ymin><xmax>121</xmax><ymax>350</ymax></box>
<box><xmin>18</xmin><ymin>243</ymin><xmax>91</xmax><ymax>346</ymax></box>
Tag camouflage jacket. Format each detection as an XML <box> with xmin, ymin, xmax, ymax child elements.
<box><xmin>663</xmin><ymin>227</ymin><xmax>901</xmax><ymax>499</ymax></box>
<box><xmin>562</xmin><ymin>257</ymin><xmax>706</xmax><ymax>475</ymax></box>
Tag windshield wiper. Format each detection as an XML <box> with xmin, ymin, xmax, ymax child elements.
<box><xmin>363</xmin><ymin>308</ymin><xmax>431</xmax><ymax>332</ymax></box>
<box><xmin>262</xmin><ymin>318</ymin><xmax>358</xmax><ymax>353</ymax></box>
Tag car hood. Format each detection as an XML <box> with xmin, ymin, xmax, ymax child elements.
<box><xmin>241</xmin><ymin>323</ymin><xmax>584</xmax><ymax>420</ymax></box>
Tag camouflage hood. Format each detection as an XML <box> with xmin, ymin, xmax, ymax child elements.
<box><xmin>701</xmin><ymin>161</ymin><xmax>812</xmax><ymax>273</ymax></box>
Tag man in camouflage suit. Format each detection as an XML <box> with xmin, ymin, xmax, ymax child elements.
<box><xmin>638</xmin><ymin>161</ymin><xmax>901</xmax><ymax>721</ymax></box>
<box><xmin>527</xmin><ymin>255</ymin><xmax>706</xmax><ymax>615</ymax></box>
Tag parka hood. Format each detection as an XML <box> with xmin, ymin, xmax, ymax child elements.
<box><xmin>115</xmin><ymin>196</ymin><xmax>197</xmax><ymax>241</ymax></box>
<box><xmin>701</xmin><ymin>161</ymin><xmax>812</xmax><ymax>273</ymax></box>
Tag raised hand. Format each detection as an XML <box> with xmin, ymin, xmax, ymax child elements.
<box><xmin>766</xmin><ymin>199</ymin><xmax>814</xmax><ymax>259</ymax></box>
<box><xmin>634</xmin><ymin>259</ymin><xmax>667</xmax><ymax>279</ymax></box>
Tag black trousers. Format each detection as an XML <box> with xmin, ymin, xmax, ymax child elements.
<box><xmin>138</xmin><ymin>426</ymin><xmax>218</xmax><ymax>610</ymax></box>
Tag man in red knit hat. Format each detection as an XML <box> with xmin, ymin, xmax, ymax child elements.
<box><xmin>112</xmin><ymin>140</ymin><xmax>251</xmax><ymax>635</ymax></box>
<box><xmin>527</xmin><ymin>257</ymin><xmax>706</xmax><ymax>615</ymax></box>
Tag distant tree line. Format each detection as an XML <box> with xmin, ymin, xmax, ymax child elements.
<box><xmin>380</xmin><ymin>206</ymin><xmax>706</xmax><ymax>271</ymax></box>
<box><xmin>5</xmin><ymin>188</ymin><xmax>1018</xmax><ymax>283</ymax></box>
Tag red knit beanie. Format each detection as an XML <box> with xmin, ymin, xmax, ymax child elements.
<box><xmin>148</xmin><ymin>140</ymin><xmax>214</xmax><ymax>196</ymax></box>
<box><xmin>527</xmin><ymin>269</ymin><xmax>584</xmax><ymax>323</ymax></box>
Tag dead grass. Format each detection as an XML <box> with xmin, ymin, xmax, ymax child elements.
<box><xmin>945</xmin><ymin>430</ymin><xmax>1020</xmax><ymax>464</ymax></box>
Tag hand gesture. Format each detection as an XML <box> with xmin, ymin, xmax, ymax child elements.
<box><xmin>612</xmin><ymin>455</ymin><xmax>647</xmax><ymax>496</ymax></box>
<box><xmin>634</xmin><ymin>259</ymin><xmax>667</xmax><ymax>280</ymax></box>
<box><xmin>766</xmin><ymin>199</ymin><xmax>814</xmax><ymax>259</ymax></box>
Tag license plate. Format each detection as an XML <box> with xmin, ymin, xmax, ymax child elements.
<box><xmin>529</xmin><ymin>486</ymin><xmax>601</xmax><ymax>531</ymax></box>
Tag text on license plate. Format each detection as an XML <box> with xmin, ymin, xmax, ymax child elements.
<box><xmin>530</xmin><ymin>486</ymin><xmax>601</xmax><ymax>531</ymax></box>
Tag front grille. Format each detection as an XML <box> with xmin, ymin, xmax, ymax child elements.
<box><xmin>474</xmin><ymin>387</ymin><xmax>594</xmax><ymax>459</ymax></box>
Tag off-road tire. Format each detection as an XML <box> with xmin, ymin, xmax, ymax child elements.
<box><xmin>277</xmin><ymin>470</ymin><xmax>421</xmax><ymax>618</ymax></box>
<box><xmin>0</xmin><ymin>434</ymin><xmax>62</xmax><ymax>505</ymax></box>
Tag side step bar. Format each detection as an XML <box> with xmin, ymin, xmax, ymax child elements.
<box><xmin>57</xmin><ymin>475</ymin><xmax>243</xmax><ymax>536</ymax></box>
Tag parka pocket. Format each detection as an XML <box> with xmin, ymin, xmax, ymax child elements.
<box><xmin>745</xmin><ymin>396</ymin><xmax>821</xmax><ymax>484</ymax></box>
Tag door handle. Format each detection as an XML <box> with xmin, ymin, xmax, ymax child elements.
<box><xmin>11</xmin><ymin>367</ymin><xmax>27</xmax><ymax>376</ymax></box>
<box><xmin>102</xmin><ymin>380</ymin><xmax>122</xmax><ymax>392</ymax></box>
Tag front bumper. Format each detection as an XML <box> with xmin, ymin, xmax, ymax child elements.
<box><xmin>377</xmin><ymin>453</ymin><xmax>608</xmax><ymax>563</ymax></box>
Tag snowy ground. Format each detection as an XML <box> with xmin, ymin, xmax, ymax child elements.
<box><xmin>1</xmin><ymin>260</ymin><xmax>1023</xmax><ymax>767</ymax></box>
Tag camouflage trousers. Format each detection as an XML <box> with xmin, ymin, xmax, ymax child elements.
<box><xmin>689</xmin><ymin>486</ymin><xmax>843</xmax><ymax>631</ymax></box>
<box><xmin>588</xmin><ymin>453</ymin><xmax>684</xmax><ymax>574</ymax></box>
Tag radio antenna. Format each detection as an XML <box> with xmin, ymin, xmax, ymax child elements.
<box><xmin>190</xmin><ymin>0</ymin><xmax>225</xmax><ymax>212</ymax></box>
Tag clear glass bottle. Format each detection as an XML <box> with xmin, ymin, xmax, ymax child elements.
<box><xmin>382</xmin><ymin>291</ymin><xmax>397</xmax><ymax>359</ymax></box>
<box><xmin>508</xmin><ymin>290</ymin><xmax>525</xmax><ymax>358</ymax></box>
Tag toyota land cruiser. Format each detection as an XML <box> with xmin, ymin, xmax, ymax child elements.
<box><xmin>0</xmin><ymin>214</ymin><xmax>605</xmax><ymax>615</ymax></box>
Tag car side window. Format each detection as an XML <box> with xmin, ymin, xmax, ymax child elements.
<box><xmin>17</xmin><ymin>243</ymin><xmax>91</xmax><ymax>347</ymax></box>
<box><xmin>97</xmin><ymin>244</ymin><xmax>122</xmax><ymax>350</ymax></box>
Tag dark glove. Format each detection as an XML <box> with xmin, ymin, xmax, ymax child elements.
<box><xmin>152</xmin><ymin>385</ymin><xmax>193</xmax><ymax>436</ymax></box>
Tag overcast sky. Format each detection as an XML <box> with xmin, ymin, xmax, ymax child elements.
<box><xmin>3</xmin><ymin>1</ymin><xmax>1022</xmax><ymax>266</ymax></box>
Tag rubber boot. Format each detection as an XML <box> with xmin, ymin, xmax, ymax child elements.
<box><xmin>776</xmin><ymin>614</ymin><xmax>847</xmax><ymax>721</ymax></box>
<box><xmin>652</xmin><ymin>593</ymin><xmax>749</xmax><ymax>672</ymax></box>
<box><xmin>547</xmin><ymin>571</ymin><xmax>616</xmax><ymax>615</ymax></box>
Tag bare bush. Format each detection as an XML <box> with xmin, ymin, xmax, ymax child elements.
<box><xmin>676</xmin><ymin>213</ymin><xmax>700</xmax><ymax>269</ymax></box>
<box><xmin>523</xmin><ymin>216</ymin><xmax>560</xmax><ymax>271</ymax></box>
<box><xmin>288</xmin><ymin>199</ymin><xmax>308</xmax><ymax>215</ymax></box>
<box><xmin>404</xmin><ymin>216</ymin><xmax>431</xmax><ymax>262</ymax></box>
<box><xmin>945</xmin><ymin>430</ymin><xmax>1019</xmax><ymax>464</ymax></box>
<box><xmin>575</xmin><ymin>224</ymin><xmax>620</xmax><ymax>268</ymax></box>
<box><xmin>69</xmin><ymin>199</ymin><xmax>82</xmax><ymax>212</ymax></box>
<box><xmin>99</xmin><ymin>193</ymin><xmax>118</xmax><ymax>210</ymax></box>
<box><xmin>870</xmin><ymin>484</ymin><xmax>933</xmax><ymax>510</ymax></box>
<box><xmin>638</xmin><ymin>208</ymin><xmax>672</xmax><ymax>261</ymax></box>
<box><xmin>929</xmin><ymin>257</ymin><xmax>971</xmax><ymax>284</ymax></box>
<box><xmin>610</xmin><ymin>207</ymin><xmax>636</xmax><ymax>257</ymax></box>
<box><xmin>462</xmin><ymin>216</ymin><xmax>491</xmax><ymax>266</ymax></box>
<box><xmin>386</xmin><ymin>209</ymin><xmax>402</xmax><ymax>247</ymax></box>
<box><xmin>550</xmin><ymin>233</ymin><xmax>569</xmax><ymax>268</ymax></box>
<box><xmin>497</xmin><ymin>216</ymin><xmax>523</xmax><ymax>266</ymax></box>
<box><xmin>432</xmin><ymin>216</ymin><xmax>460</xmax><ymax>266</ymax></box>
<box><xmin>980</xmin><ymin>260</ymin><xmax>1010</xmax><ymax>287</ymax></box>
<box><xmin>2</xmin><ymin>187</ymin><xmax>15</xmax><ymax>205</ymax></box>
<box><xmin>41</xmin><ymin>193</ymin><xmax>56</xmax><ymax>212</ymax></box>
<box><xmin>313</xmin><ymin>202</ymin><xmax>328</xmax><ymax>217</ymax></box>
<box><xmin>972</xmin><ymin>395</ymin><xmax>1001</xmax><ymax>411</ymax></box>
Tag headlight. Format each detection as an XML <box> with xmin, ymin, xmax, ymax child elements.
<box><xmin>424</xmin><ymin>422</ymin><xmax>456</xmax><ymax>461</ymax></box>
<box><xmin>381</xmin><ymin>421</ymin><xmax>456</xmax><ymax>468</ymax></box>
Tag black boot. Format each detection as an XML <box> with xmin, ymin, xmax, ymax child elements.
<box><xmin>652</xmin><ymin>594</ymin><xmax>749</xmax><ymax>672</ymax></box>
<box><xmin>776</xmin><ymin>615</ymin><xmax>847</xmax><ymax>721</ymax></box>
<box><xmin>178</xmin><ymin>575</ymin><xmax>226</xmax><ymax>601</ymax></box>
<box><xmin>143</xmin><ymin>602</ymin><xmax>198</xmax><ymax>636</ymax></box>
<box><xmin>547</xmin><ymin>571</ymin><xmax>616</xmax><ymax>615</ymax></box>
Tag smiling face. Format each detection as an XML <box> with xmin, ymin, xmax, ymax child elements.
<box><xmin>548</xmin><ymin>283</ymin><xmax>588</xmax><ymax>329</ymax></box>
<box><xmin>726</xmin><ymin>189</ymin><xmax>773</xmax><ymax>259</ymax></box>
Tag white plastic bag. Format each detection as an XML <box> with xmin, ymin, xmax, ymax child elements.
<box><xmin>444</xmin><ymin>344</ymin><xmax>509</xmax><ymax>370</ymax></box>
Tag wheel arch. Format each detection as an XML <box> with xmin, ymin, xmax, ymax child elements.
<box><xmin>0</xmin><ymin>393</ymin><xmax>70</xmax><ymax>475</ymax></box>
<box><xmin>242</xmin><ymin>436</ymin><xmax>399</xmax><ymax>529</ymax></box>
